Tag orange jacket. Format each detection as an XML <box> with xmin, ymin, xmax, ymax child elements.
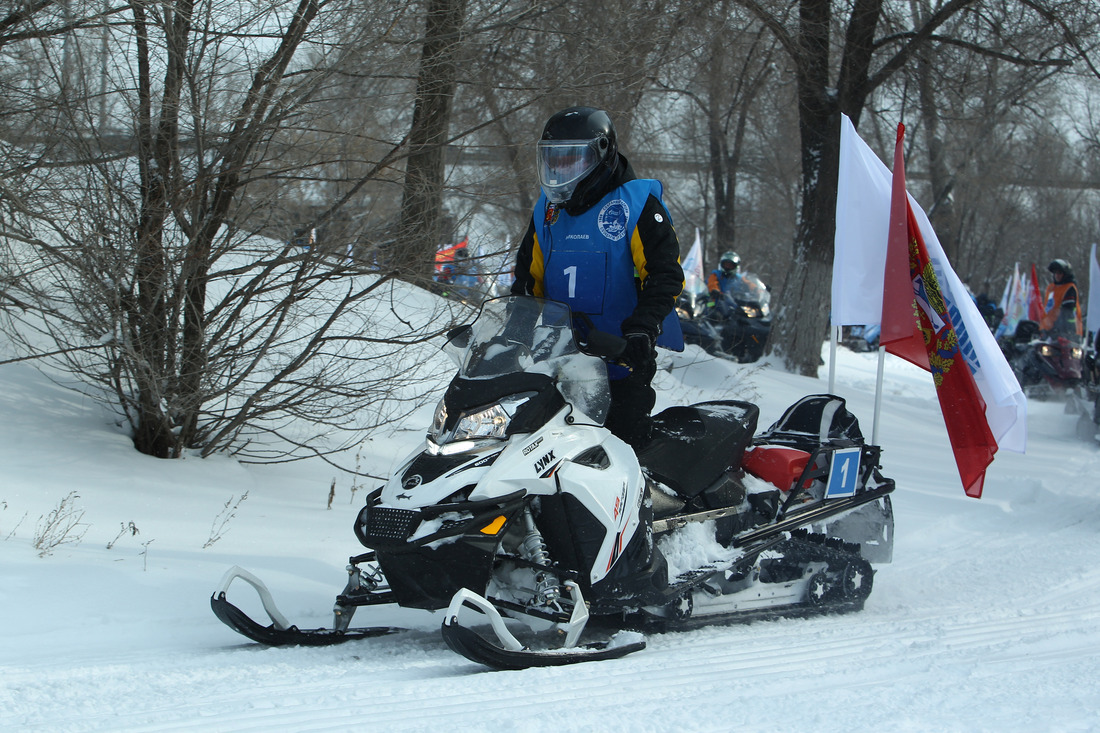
<box><xmin>1039</xmin><ymin>281</ymin><xmax>1082</xmax><ymax>336</ymax></box>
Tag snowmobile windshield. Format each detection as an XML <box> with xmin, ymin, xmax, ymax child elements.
<box><xmin>443</xmin><ymin>296</ymin><xmax>611</xmax><ymax>425</ymax></box>
<box><xmin>731</xmin><ymin>273</ymin><xmax>770</xmax><ymax>309</ymax></box>
<box><xmin>536</xmin><ymin>140</ymin><xmax>602</xmax><ymax>204</ymax></box>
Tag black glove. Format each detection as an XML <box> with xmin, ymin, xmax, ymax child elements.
<box><xmin>621</xmin><ymin>329</ymin><xmax>657</xmax><ymax>380</ymax></box>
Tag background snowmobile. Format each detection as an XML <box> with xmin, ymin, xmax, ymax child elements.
<box><xmin>840</xmin><ymin>324</ymin><xmax>880</xmax><ymax>353</ymax></box>
<box><xmin>1073</xmin><ymin>335</ymin><xmax>1100</xmax><ymax>442</ymax></box>
<box><xmin>709</xmin><ymin>272</ymin><xmax>772</xmax><ymax>363</ymax></box>
<box><xmin>676</xmin><ymin>282</ymin><xmax>723</xmax><ymax>354</ymax></box>
<box><xmin>678</xmin><ymin>273</ymin><xmax>772</xmax><ymax>363</ymax></box>
<box><xmin>212</xmin><ymin>296</ymin><xmax>894</xmax><ymax>670</ymax></box>
<box><xmin>999</xmin><ymin>319</ymin><xmax>1084</xmax><ymax>399</ymax></box>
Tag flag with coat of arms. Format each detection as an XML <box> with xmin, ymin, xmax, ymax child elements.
<box><xmin>832</xmin><ymin>114</ymin><xmax>1027</xmax><ymax>498</ymax></box>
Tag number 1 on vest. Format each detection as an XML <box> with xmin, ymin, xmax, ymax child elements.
<box><xmin>563</xmin><ymin>265</ymin><xmax>577</xmax><ymax>298</ymax></box>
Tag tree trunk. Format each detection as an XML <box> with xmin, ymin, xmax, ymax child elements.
<box><xmin>129</xmin><ymin>0</ymin><xmax>191</xmax><ymax>458</ymax></box>
<box><xmin>769</xmin><ymin>0</ymin><xmax>882</xmax><ymax>376</ymax></box>
<box><xmin>395</xmin><ymin>0</ymin><xmax>468</xmax><ymax>282</ymax></box>
<box><xmin>911</xmin><ymin>0</ymin><xmax>959</xmax><ymax>262</ymax></box>
<box><xmin>771</xmin><ymin>102</ymin><xmax>841</xmax><ymax>376</ymax></box>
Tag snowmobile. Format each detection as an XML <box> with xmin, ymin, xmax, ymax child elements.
<box><xmin>212</xmin><ymin>296</ymin><xmax>895</xmax><ymax>670</ymax></box>
<box><xmin>1000</xmin><ymin>319</ymin><xmax>1085</xmax><ymax>399</ymax></box>
<box><xmin>1073</xmin><ymin>336</ymin><xmax>1100</xmax><ymax>443</ymax></box>
<box><xmin>707</xmin><ymin>272</ymin><xmax>772</xmax><ymax>363</ymax></box>
<box><xmin>675</xmin><ymin>283</ymin><xmax>723</xmax><ymax>355</ymax></box>
<box><xmin>840</xmin><ymin>324</ymin><xmax>880</xmax><ymax>353</ymax></box>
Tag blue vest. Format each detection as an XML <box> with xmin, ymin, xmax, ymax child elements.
<box><xmin>536</xmin><ymin>180</ymin><xmax>684</xmax><ymax>351</ymax></box>
<box><xmin>711</xmin><ymin>269</ymin><xmax>740</xmax><ymax>295</ymax></box>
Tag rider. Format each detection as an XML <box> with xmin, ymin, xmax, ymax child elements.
<box><xmin>707</xmin><ymin>250</ymin><xmax>742</xmax><ymax>299</ymax></box>
<box><xmin>1039</xmin><ymin>259</ymin><xmax>1082</xmax><ymax>339</ymax></box>
<box><xmin>511</xmin><ymin>106</ymin><xmax>684</xmax><ymax>448</ymax></box>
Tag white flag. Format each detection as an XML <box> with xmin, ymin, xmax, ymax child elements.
<box><xmin>995</xmin><ymin>263</ymin><xmax>1029</xmax><ymax>340</ymax></box>
<box><xmin>832</xmin><ymin>114</ymin><xmax>1027</xmax><ymax>454</ymax></box>
<box><xmin>681</xmin><ymin>228</ymin><xmax>706</xmax><ymax>293</ymax></box>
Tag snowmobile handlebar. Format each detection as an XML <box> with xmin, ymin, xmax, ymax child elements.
<box><xmin>580</xmin><ymin>328</ymin><xmax>627</xmax><ymax>360</ymax></box>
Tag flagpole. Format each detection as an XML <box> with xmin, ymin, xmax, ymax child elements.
<box><xmin>828</xmin><ymin>326</ymin><xmax>838</xmax><ymax>394</ymax></box>
<box><xmin>872</xmin><ymin>345</ymin><xmax>886</xmax><ymax>445</ymax></box>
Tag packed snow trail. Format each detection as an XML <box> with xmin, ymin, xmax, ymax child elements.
<box><xmin>3</xmin><ymin>347</ymin><xmax>1100</xmax><ymax>732</ymax></box>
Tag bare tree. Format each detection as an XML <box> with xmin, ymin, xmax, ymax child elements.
<box><xmin>0</xmin><ymin>0</ymin><xmax>457</xmax><ymax>462</ymax></box>
<box><xmin>733</xmin><ymin>0</ymin><xmax>1092</xmax><ymax>375</ymax></box>
<box><xmin>651</xmin><ymin>1</ymin><xmax>796</xmax><ymax>273</ymax></box>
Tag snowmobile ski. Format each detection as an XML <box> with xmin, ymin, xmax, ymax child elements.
<box><xmin>440</xmin><ymin>585</ymin><xmax>646</xmax><ymax>670</ymax></box>
<box><xmin>440</xmin><ymin>619</ymin><xmax>645</xmax><ymax>670</ymax></box>
<box><xmin>211</xmin><ymin>565</ymin><xmax>403</xmax><ymax>647</ymax></box>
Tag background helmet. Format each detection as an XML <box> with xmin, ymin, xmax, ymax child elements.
<box><xmin>719</xmin><ymin>251</ymin><xmax>741</xmax><ymax>273</ymax></box>
<box><xmin>1048</xmin><ymin>259</ymin><xmax>1073</xmax><ymax>279</ymax></box>
<box><xmin>536</xmin><ymin>107</ymin><xmax>618</xmax><ymax>208</ymax></box>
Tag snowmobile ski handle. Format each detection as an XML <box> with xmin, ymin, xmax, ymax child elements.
<box><xmin>445</xmin><ymin>588</ymin><xmax>525</xmax><ymax>652</ymax></box>
<box><xmin>443</xmin><ymin>581</ymin><xmax>591</xmax><ymax>652</ymax></box>
<box><xmin>215</xmin><ymin>565</ymin><xmax>292</xmax><ymax>631</ymax></box>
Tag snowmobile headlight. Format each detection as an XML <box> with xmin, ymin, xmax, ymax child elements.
<box><xmin>428</xmin><ymin>394</ymin><xmax>534</xmax><ymax>450</ymax></box>
<box><xmin>430</xmin><ymin>399</ymin><xmax>448</xmax><ymax>438</ymax></box>
<box><xmin>453</xmin><ymin>404</ymin><xmax>511</xmax><ymax>441</ymax></box>
<box><xmin>1039</xmin><ymin>344</ymin><xmax>1056</xmax><ymax>357</ymax></box>
<box><xmin>1071</xmin><ymin>346</ymin><xmax>1084</xmax><ymax>360</ymax></box>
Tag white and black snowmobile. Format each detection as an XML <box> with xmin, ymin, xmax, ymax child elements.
<box><xmin>212</xmin><ymin>296</ymin><xmax>895</xmax><ymax>669</ymax></box>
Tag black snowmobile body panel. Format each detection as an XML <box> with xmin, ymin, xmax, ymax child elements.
<box><xmin>355</xmin><ymin>491</ymin><xmax>528</xmax><ymax>610</ymax></box>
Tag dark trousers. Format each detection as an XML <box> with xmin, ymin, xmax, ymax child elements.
<box><xmin>604</xmin><ymin>362</ymin><xmax>657</xmax><ymax>448</ymax></box>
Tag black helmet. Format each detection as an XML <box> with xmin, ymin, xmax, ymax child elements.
<box><xmin>536</xmin><ymin>107</ymin><xmax>618</xmax><ymax>209</ymax></box>
<box><xmin>719</xmin><ymin>250</ymin><xmax>741</xmax><ymax>273</ymax></box>
<box><xmin>1048</xmin><ymin>259</ymin><xmax>1073</xmax><ymax>279</ymax></box>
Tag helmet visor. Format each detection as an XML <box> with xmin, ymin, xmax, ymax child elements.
<box><xmin>537</xmin><ymin>139</ymin><xmax>602</xmax><ymax>204</ymax></box>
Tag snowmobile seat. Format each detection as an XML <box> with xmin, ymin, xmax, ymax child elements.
<box><xmin>638</xmin><ymin>400</ymin><xmax>758</xmax><ymax>500</ymax></box>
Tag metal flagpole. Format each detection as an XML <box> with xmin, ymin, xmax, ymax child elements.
<box><xmin>872</xmin><ymin>344</ymin><xmax>886</xmax><ymax>445</ymax></box>
<box><xmin>828</xmin><ymin>326</ymin><xmax>839</xmax><ymax>394</ymax></box>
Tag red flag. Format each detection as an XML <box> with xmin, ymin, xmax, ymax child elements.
<box><xmin>1028</xmin><ymin>263</ymin><xmax>1044</xmax><ymax>322</ymax></box>
<box><xmin>880</xmin><ymin>123</ymin><xmax>997</xmax><ymax>498</ymax></box>
<box><xmin>879</xmin><ymin>124</ymin><xmax>930</xmax><ymax>370</ymax></box>
<box><xmin>434</xmin><ymin>237</ymin><xmax>469</xmax><ymax>274</ymax></box>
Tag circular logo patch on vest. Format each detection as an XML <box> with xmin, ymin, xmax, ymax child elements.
<box><xmin>597</xmin><ymin>199</ymin><xmax>629</xmax><ymax>241</ymax></box>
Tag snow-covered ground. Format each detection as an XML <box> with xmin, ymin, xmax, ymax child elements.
<box><xmin>2</xmin><ymin>320</ymin><xmax>1100</xmax><ymax>732</ymax></box>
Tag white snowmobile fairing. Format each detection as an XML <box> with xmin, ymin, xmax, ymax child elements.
<box><xmin>379</xmin><ymin>411</ymin><xmax>646</xmax><ymax>586</ymax></box>
<box><xmin>377</xmin><ymin>297</ymin><xmax>646</xmax><ymax>588</ymax></box>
